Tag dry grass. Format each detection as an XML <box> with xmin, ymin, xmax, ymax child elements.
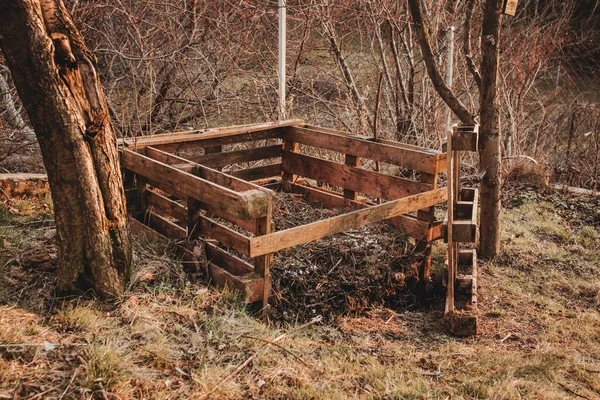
<box><xmin>1</xmin><ymin>189</ymin><xmax>599</xmax><ymax>399</ymax></box>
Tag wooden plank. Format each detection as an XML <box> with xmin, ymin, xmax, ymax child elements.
<box><xmin>147</xmin><ymin>190</ymin><xmax>187</xmax><ymax>221</ymax></box>
<box><xmin>343</xmin><ymin>154</ymin><xmax>360</xmax><ymax>201</ymax></box>
<box><xmin>301</xmin><ymin>124</ymin><xmax>441</xmax><ymax>154</ymax></box>
<box><xmin>289</xmin><ymin>182</ymin><xmax>431</xmax><ymax>239</ymax></box>
<box><xmin>452</xmin><ymin>126</ymin><xmax>479</xmax><ymax>152</ymax></box>
<box><xmin>281</xmin><ymin>138</ymin><xmax>299</xmax><ymax>191</ymax></box>
<box><xmin>416</xmin><ymin>172</ymin><xmax>439</xmax><ymax>288</ymax></box>
<box><xmin>202</xmin><ymin>204</ymin><xmax>257</xmax><ymax>234</ymax></box>
<box><xmin>198</xmin><ymin>214</ymin><xmax>251</xmax><ymax>257</ymax></box>
<box><xmin>203</xmin><ymin>145</ymin><xmax>223</xmax><ymax>171</ymax></box>
<box><xmin>300</xmin><ymin>125</ymin><xmax>447</xmax><ymax>173</ymax></box>
<box><xmin>282</xmin><ymin>151</ymin><xmax>431</xmax><ymax>200</ymax></box>
<box><xmin>121</xmin><ymin>148</ymin><xmax>269</xmax><ymax>219</ymax></box>
<box><xmin>145</xmin><ymin>146</ymin><xmax>266</xmax><ymax>193</ymax></box>
<box><xmin>121</xmin><ymin>120</ymin><xmax>299</xmax><ymax>150</ymax></box>
<box><xmin>189</xmin><ymin>145</ymin><xmax>282</xmax><ymax>168</ymax></box>
<box><xmin>142</xmin><ymin>129</ymin><xmax>281</xmax><ymax>153</ymax></box>
<box><xmin>254</xmin><ymin>193</ymin><xmax>274</xmax><ymax>313</ymax></box>
<box><xmin>145</xmin><ymin>211</ymin><xmax>186</xmax><ymax>239</ymax></box>
<box><xmin>230</xmin><ymin>164</ymin><xmax>282</xmax><ymax>182</ymax></box>
<box><xmin>205</xmin><ymin>242</ymin><xmax>254</xmax><ymax>275</ymax></box>
<box><xmin>208</xmin><ymin>263</ymin><xmax>264</xmax><ymax>304</ymax></box>
<box><xmin>249</xmin><ymin>187</ymin><xmax>447</xmax><ymax>257</ymax></box>
<box><xmin>129</xmin><ymin>216</ymin><xmax>199</xmax><ymax>273</ymax></box>
<box><xmin>285</xmin><ymin>126</ymin><xmax>439</xmax><ymax>174</ymax></box>
<box><xmin>289</xmin><ymin>182</ymin><xmax>364</xmax><ymax>209</ymax></box>
<box><xmin>443</xmin><ymin>188</ymin><xmax>479</xmax><ymax>243</ymax></box>
<box><xmin>388</xmin><ymin>214</ymin><xmax>431</xmax><ymax>240</ymax></box>
<box><xmin>144</xmin><ymin>175</ymin><xmax>258</xmax><ymax>234</ymax></box>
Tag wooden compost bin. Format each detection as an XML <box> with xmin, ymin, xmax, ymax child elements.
<box><xmin>120</xmin><ymin>121</ymin><xmax>449</xmax><ymax>312</ymax></box>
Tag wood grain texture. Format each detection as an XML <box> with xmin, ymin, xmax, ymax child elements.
<box><xmin>284</xmin><ymin>126</ymin><xmax>440</xmax><ymax>173</ymax></box>
<box><xmin>121</xmin><ymin>148</ymin><xmax>269</xmax><ymax>219</ymax></box>
<box><xmin>282</xmin><ymin>151</ymin><xmax>431</xmax><ymax>200</ymax></box>
<box><xmin>190</xmin><ymin>145</ymin><xmax>282</xmax><ymax>168</ymax></box>
<box><xmin>249</xmin><ymin>187</ymin><xmax>447</xmax><ymax>257</ymax></box>
<box><xmin>231</xmin><ymin>164</ymin><xmax>282</xmax><ymax>182</ymax></box>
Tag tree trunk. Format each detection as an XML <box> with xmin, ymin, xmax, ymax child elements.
<box><xmin>478</xmin><ymin>0</ymin><xmax>503</xmax><ymax>257</ymax></box>
<box><xmin>407</xmin><ymin>0</ymin><xmax>477</xmax><ymax>126</ymax></box>
<box><xmin>0</xmin><ymin>0</ymin><xmax>132</xmax><ymax>299</ymax></box>
<box><xmin>0</xmin><ymin>71</ymin><xmax>28</xmax><ymax>131</ymax></box>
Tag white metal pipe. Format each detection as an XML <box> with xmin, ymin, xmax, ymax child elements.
<box><xmin>278</xmin><ymin>0</ymin><xmax>287</xmax><ymax>120</ymax></box>
<box><xmin>445</xmin><ymin>26</ymin><xmax>455</xmax><ymax>134</ymax></box>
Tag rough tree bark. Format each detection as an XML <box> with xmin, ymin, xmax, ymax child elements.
<box><xmin>478</xmin><ymin>0</ymin><xmax>503</xmax><ymax>257</ymax></box>
<box><xmin>0</xmin><ymin>0</ymin><xmax>132</xmax><ymax>299</ymax></box>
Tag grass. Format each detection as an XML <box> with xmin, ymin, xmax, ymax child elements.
<box><xmin>0</xmin><ymin>189</ymin><xmax>599</xmax><ymax>399</ymax></box>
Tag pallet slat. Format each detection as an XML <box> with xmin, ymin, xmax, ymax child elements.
<box><xmin>121</xmin><ymin>148</ymin><xmax>269</xmax><ymax>219</ymax></box>
<box><xmin>190</xmin><ymin>145</ymin><xmax>282</xmax><ymax>168</ymax></box>
<box><xmin>230</xmin><ymin>163</ymin><xmax>282</xmax><ymax>182</ymax></box>
<box><xmin>282</xmin><ymin>151</ymin><xmax>431</xmax><ymax>200</ymax></box>
<box><xmin>249</xmin><ymin>187</ymin><xmax>447</xmax><ymax>257</ymax></box>
<box><xmin>147</xmin><ymin>190</ymin><xmax>187</xmax><ymax>221</ymax></box>
<box><xmin>197</xmin><ymin>214</ymin><xmax>251</xmax><ymax>257</ymax></box>
<box><xmin>284</xmin><ymin>126</ymin><xmax>442</xmax><ymax>174</ymax></box>
<box><xmin>122</xmin><ymin>120</ymin><xmax>299</xmax><ymax>151</ymax></box>
<box><xmin>290</xmin><ymin>182</ymin><xmax>435</xmax><ymax>239</ymax></box>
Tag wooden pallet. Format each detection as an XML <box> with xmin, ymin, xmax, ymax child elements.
<box><xmin>444</xmin><ymin>124</ymin><xmax>480</xmax><ymax>336</ymax></box>
<box><xmin>121</xmin><ymin>121</ymin><xmax>448</xmax><ymax>315</ymax></box>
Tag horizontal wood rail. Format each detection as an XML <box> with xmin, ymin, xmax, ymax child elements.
<box><xmin>121</xmin><ymin>148</ymin><xmax>269</xmax><ymax>219</ymax></box>
<box><xmin>190</xmin><ymin>144</ymin><xmax>282</xmax><ymax>168</ymax></box>
<box><xmin>147</xmin><ymin>190</ymin><xmax>187</xmax><ymax>221</ymax></box>
<box><xmin>145</xmin><ymin>146</ymin><xmax>267</xmax><ymax>193</ymax></box>
<box><xmin>121</xmin><ymin>120</ymin><xmax>299</xmax><ymax>151</ymax></box>
<box><xmin>249</xmin><ymin>187</ymin><xmax>447</xmax><ymax>257</ymax></box>
<box><xmin>230</xmin><ymin>163</ymin><xmax>282</xmax><ymax>182</ymax></box>
<box><xmin>196</xmin><ymin>214</ymin><xmax>251</xmax><ymax>257</ymax></box>
<box><xmin>282</xmin><ymin>151</ymin><xmax>431</xmax><ymax>200</ymax></box>
<box><xmin>283</xmin><ymin>126</ymin><xmax>444</xmax><ymax>174</ymax></box>
<box><xmin>146</xmin><ymin>178</ymin><xmax>258</xmax><ymax>234</ymax></box>
<box><xmin>289</xmin><ymin>182</ymin><xmax>440</xmax><ymax>240</ymax></box>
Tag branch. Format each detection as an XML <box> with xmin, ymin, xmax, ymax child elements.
<box><xmin>407</xmin><ymin>0</ymin><xmax>476</xmax><ymax>125</ymax></box>
<box><xmin>464</xmin><ymin>0</ymin><xmax>482</xmax><ymax>94</ymax></box>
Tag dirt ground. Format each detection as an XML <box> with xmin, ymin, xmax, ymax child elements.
<box><xmin>0</xmin><ymin>187</ymin><xmax>599</xmax><ymax>399</ymax></box>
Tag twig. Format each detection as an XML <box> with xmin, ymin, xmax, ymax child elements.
<box><xmin>58</xmin><ymin>367</ymin><xmax>79</xmax><ymax>400</ymax></box>
<box><xmin>373</xmin><ymin>72</ymin><xmax>383</xmax><ymax>174</ymax></box>
<box><xmin>557</xmin><ymin>382</ymin><xmax>591</xmax><ymax>400</ymax></box>
<box><xmin>500</xmin><ymin>332</ymin><xmax>512</xmax><ymax>343</ymax></box>
<box><xmin>27</xmin><ymin>385</ymin><xmax>61</xmax><ymax>400</ymax></box>
<box><xmin>241</xmin><ymin>335</ymin><xmax>311</xmax><ymax>367</ymax></box>
<box><xmin>201</xmin><ymin>316</ymin><xmax>322</xmax><ymax>399</ymax></box>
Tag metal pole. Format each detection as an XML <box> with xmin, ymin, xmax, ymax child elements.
<box><xmin>278</xmin><ymin>0</ymin><xmax>287</xmax><ymax>120</ymax></box>
<box><xmin>445</xmin><ymin>26</ymin><xmax>455</xmax><ymax>134</ymax></box>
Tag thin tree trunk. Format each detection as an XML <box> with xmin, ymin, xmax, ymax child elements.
<box><xmin>0</xmin><ymin>0</ymin><xmax>132</xmax><ymax>299</ymax></box>
<box><xmin>0</xmin><ymin>72</ymin><xmax>28</xmax><ymax>131</ymax></box>
<box><xmin>407</xmin><ymin>0</ymin><xmax>477</xmax><ymax>125</ymax></box>
<box><xmin>478</xmin><ymin>0</ymin><xmax>503</xmax><ymax>257</ymax></box>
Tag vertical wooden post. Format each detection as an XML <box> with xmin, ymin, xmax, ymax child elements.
<box><xmin>135</xmin><ymin>175</ymin><xmax>148</xmax><ymax>220</ymax></box>
<box><xmin>254</xmin><ymin>194</ymin><xmax>274</xmax><ymax>317</ymax></box>
<box><xmin>187</xmin><ymin>167</ymin><xmax>202</xmax><ymax>240</ymax></box>
<box><xmin>416</xmin><ymin>171</ymin><xmax>438</xmax><ymax>292</ymax></box>
<box><xmin>281</xmin><ymin>132</ymin><xmax>298</xmax><ymax>191</ymax></box>
<box><xmin>446</xmin><ymin>129</ymin><xmax>455</xmax><ymax>316</ymax></box>
<box><xmin>343</xmin><ymin>154</ymin><xmax>360</xmax><ymax>201</ymax></box>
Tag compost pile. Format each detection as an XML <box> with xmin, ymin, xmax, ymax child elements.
<box><xmin>269</xmin><ymin>191</ymin><xmax>423</xmax><ymax>323</ymax></box>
